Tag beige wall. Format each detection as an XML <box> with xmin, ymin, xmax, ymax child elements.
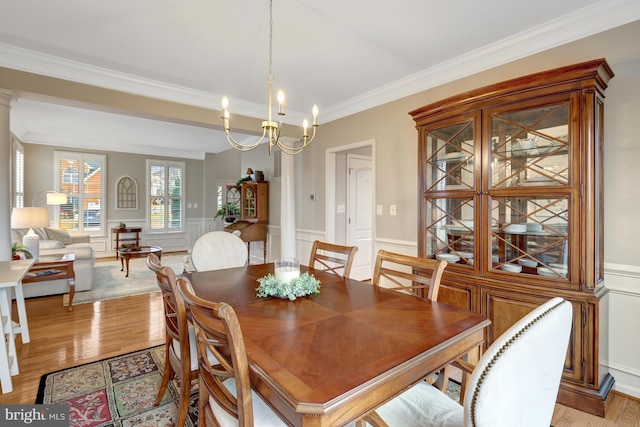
<box><xmin>23</xmin><ymin>142</ymin><xmax>206</xmax><ymax>223</ymax></box>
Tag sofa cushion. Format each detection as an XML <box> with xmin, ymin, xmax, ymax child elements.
<box><xmin>39</xmin><ymin>240</ymin><xmax>65</xmax><ymax>250</ymax></box>
<box><xmin>12</xmin><ymin>227</ymin><xmax>48</xmax><ymax>244</ymax></box>
<box><xmin>45</xmin><ymin>227</ymin><xmax>73</xmax><ymax>245</ymax></box>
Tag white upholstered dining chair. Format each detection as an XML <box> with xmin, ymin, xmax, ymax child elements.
<box><xmin>186</xmin><ymin>231</ymin><xmax>248</xmax><ymax>273</ymax></box>
<box><xmin>360</xmin><ymin>297</ymin><xmax>572</xmax><ymax>427</ymax></box>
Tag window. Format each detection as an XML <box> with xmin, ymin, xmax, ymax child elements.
<box><xmin>55</xmin><ymin>151</ymin><xmax>106</xmax><ymax>235</ymax></box>
<box><xmin>147</xmin><ymin>160</ymin><xmax>184</xmax><ymax>232</ymax></box>
<box><xmin>12</xmin><ymin>138</ymin><xmax>24</xmax><ymax>208</ymax></box>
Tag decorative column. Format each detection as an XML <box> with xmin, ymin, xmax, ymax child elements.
<box><xmin>280</xmin><ymin>150</ymin><xmax>296</xmax><ymax>258</ymax></box>
<box><xmin>0</xmin><ymin>90</ymin><xmax>13</xmax><ymax>261</ymax></box>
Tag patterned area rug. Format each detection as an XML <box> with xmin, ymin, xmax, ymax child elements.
<box><xmin>37</xmin><ymin>346</ymin><xmax>463</xmax><ymax>426</ymax></box>
<box><xmin>68</xmin><ymin>254</ymin><xmax>186</xmax><ymax>305</ymax></box>
<box><xmin>36</xmin><ymin>346</ymin><xmax>198</xmax><ymax>427</ymax></box>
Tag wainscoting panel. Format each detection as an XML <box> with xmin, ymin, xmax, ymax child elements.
<box><xmin>603</xmin><ymin>263</ymin><xmax>640</xmax><ymax>399</ymax></box>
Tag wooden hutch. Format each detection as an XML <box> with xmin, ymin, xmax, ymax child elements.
<box><xmin>224</xmin><ymin>181</ymin><xmax>269</xmax><ymax>262</ymax></box>
<box><xmin>411</xmin><ymin>59</ymin><xmax>614</xmax><ymax>416</ymax></box>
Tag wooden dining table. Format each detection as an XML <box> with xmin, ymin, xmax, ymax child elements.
<box><xmin>185</xmin><ymin>263</ymin><xmax>490</xmax><ymax>427</ymax></box>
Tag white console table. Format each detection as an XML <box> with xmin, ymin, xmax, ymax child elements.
<box><xmin>0</xmin><ymin>259</ymin><xmax>33</xmax><ymax>393</ymax></box>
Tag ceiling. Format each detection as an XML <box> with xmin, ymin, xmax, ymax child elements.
<box><xmin>2</xmin><ymin>0</ymin><xmax>640</xmax><ymax>159</ymax></box>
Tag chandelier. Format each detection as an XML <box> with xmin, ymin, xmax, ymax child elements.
<box><xmin>220</xmin><ymin>0</ymin><xmax>318</xmax><ymax>155</ymax></box>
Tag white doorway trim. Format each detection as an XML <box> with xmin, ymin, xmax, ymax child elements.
<box><xmin>325</xmin><ymin>139</ymin><xmax>376</xmax><ymax>270</ymax></box>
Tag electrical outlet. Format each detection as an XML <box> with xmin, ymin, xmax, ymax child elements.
<box><xmin>390</xmin><ymin>204</ymin><xmax>397</xmax><ymax>216</ymax></box>
<box><xmin>376</xmin><ymin>204</ymin><xmax>383</xmax><ymax>215</ymax></box>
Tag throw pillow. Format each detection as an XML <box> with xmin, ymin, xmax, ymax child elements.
<box><xmin>11</xmin><ymin>229</ymin><xmax>24</xmax><ymax>245</ymax></box>
<box><xmin>45</xmin><ymin>228</ymin><xmax>73</xmax><ymax>245</ymax></box>
<box><xmin>39</xmin><ymin>240</ymin><xmax>65</xmax><ymax>249</ymax></box>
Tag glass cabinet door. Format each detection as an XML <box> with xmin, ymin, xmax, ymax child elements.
<box><xmin>423</xmin><ymin>196</ymin><xmax>475</xmax><ymax>266</ymax></box>
<box><xmin>490</xmin><ymin>102</ymin><xmax>570</xmax><ymax>189</ymax></box>
<box><xmin>486</xmin><ymin>96</ymin><xmax>576</xmax><ymax>283</ymax></box>
<box><xmin>421</xmin><ymin>116</ymin><xmax>478</xmax><ymax>266</ymax></box>
<box><xmin>489</xmin><ymin>195</ymin><xmax>570</xmax><ymax>279</ymax></box>
<box><xmin>423</xmin><ymin>119</ymin><xmax>476</xmax><ymax>191</ymax></box>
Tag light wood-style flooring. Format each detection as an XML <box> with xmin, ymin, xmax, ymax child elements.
<box><xmin>0</xmin><ymin>292</ymin><xmax>638</xmax><ymax>426</ymax></box>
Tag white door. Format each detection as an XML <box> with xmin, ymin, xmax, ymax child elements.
<box><xmin>347</xmin><ymin>155</ymin><xmax>373</xmax><ymax>280</ymax></box>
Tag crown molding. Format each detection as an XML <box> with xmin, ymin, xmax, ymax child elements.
<box><xmin>321</xmin><ymin>0</ymin><xmax>640</xmax><ymax>122</ymax></box>
<box><xmin>1</xmin><ymin>0</ymin><xmax>639</xmax><ymax>124</ymax></box>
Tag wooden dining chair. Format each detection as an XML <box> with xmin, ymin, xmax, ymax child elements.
<box><xmin>176</xmin><ymin>275</ymin><xmax>287</xmax><ymax>427</ymax></box>
<box><xmin>360</xmin><ymin>297</ymin><xmax>572</xmax><ymax>427</ymax></box>
<box><xmin>371</xmin><ymin>250</ymin><xmax>452</xmax><ymax>391</ymax></box>
<box><xmin>308</xmin><ymin>240</ymin><xmax>358</xmax><ymax>278</ymax></box>
<box><xmin>372</xmin><ymin>250</ymin><xmax>447</xmax><ymax>301</ymax></box>
<box><xmin>147</xmin><ymin>253</ymin><xmax>198</xmax><ymax>427</ymax></box>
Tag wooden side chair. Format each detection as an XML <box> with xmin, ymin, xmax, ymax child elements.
<box><xmin>371</xmin><ymin>250</ymin><xmax>451</xmax><ymax>391</ymax></box>
<box><xmin>360</xmin><ymin>297</ymin><xmax>573</xmax><ymax>427</ymax></box>
<box><xmin>372</xmin><ymin>250</ymin><xmax>447</xmax><ymax>301</ymax></box>
<box><xmin>308</xmin><ymin>240</ymin><xmax>358</xmax><ymax>278</ymax></box>
<box><xmin>147</xmin><ymin>253</ymin><xmax>198</xmax><ymax>427</ymax></box>
<box><xmin>176</xmin><ymin>275</ymin><xmax>287</xmax><ymax>427</ymax></box>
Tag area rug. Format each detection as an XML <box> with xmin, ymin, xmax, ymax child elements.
<box><xmin>36</xmin><ymin>345</ymin><xmax>198</xmax><ymax>427</ymax></box>
<box><xmin>37</xmin><ymin>346</ymin><xmax>462</xmax><ymax>427</ymax></box>
<box><xmin>68</xmin><ymin>254</ymin><xmax>186</xmax><ymax>305</ymax></box>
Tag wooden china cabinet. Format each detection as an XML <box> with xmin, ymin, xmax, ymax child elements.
<box><xmin>225</xmin><ymin>181</ymin><xmax>269</xmax><ymax>262</ymax></box>
<box><xmin>411</xmin><ymin>59</ymin><xmax>614</xmax><ymax>416</ymax></box>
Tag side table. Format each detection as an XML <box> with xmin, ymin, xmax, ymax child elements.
<box><xmin>112</xmin><ymin>227</ymin><xmax>142</xmax><ymax>259</ymax></box>
<box><xmin>23</xmin><ymin>253</ymin><xmax>76</xmax><ymax>311</ymax></box>
<box><xmin>0</xmin><ymin>259</ymin><xmax>33</xmax><ymax>393</ymax></box>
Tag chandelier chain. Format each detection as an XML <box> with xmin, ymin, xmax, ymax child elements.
<box><xmin>268</xmin><ymin>0</ymin><xmax>274</xmax><ymax>82</ymax></box>
<box><xmin>220</xmin><ymin>0</ymin><xmax>319</xmax><ymax>155</ymax></box>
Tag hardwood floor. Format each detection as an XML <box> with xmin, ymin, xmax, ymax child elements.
<box><xmin>1</xmin><ymin>292</ymin><xmax>638</xmax><ymax>427</ymax></box>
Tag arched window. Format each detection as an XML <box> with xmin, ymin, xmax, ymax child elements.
<box><xmin>117</xmin><ymin>176</ymin><xmax>138</xmax><ymax>210</ymax></box>
<box><xmin>63</xmin><ymin>167</ymin><xmax>79</xmax><ymax>184</ymax></box>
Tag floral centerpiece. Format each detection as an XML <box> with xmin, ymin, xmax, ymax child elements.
<box><xmin>256</xmin><ymin>272</ymin><xmax>321</xmax><ymax>301</ymax></box>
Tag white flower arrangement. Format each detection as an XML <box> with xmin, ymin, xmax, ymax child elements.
<box><xmin>256</xmin><ymin>272</ymin><xmax>321</xmax><ymax>301</ymax></box>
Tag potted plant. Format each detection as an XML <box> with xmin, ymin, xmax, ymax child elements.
<box><xmin>215</xmin><ymin>203</ymin><xmax>240</xmax><ymax>223</ymax></box>
<box><xmin>11</xmin><ymin>242</ymin><xmax>33</xmax><ymax>260</ymax></box>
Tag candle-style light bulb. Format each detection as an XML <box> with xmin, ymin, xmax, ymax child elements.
<box><xmin>312</xmin><ymin>104</ymin><xmax>319</xmax><ymax>125</ymax></box>
<box><xmin>303</xmin><ymin>118</ymin><xmax>309</xmax><ymax>137</ymax></box>
<box><xmin>221</xmin><ymin>95</ymin><xmax>229</xmax><ymax>111</ymax></box>
<box><xmin>277</xmin><ymin>90</ymin><xmax>285</xmax><ymax>115</ymax></box>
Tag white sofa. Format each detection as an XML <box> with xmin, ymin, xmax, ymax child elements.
<box><xmin>11</xmin><ymin>227</ymin><xmax>96</xmax><ymax>298</ymax></box>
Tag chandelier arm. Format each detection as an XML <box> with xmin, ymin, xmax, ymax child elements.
<box><xmin>225</xmin><ymin>129</ymin><xmax>266</xmax><ymax>152</ymax></box>
<box><xmin>276</xmin><ymin>125</ymin><xmax>316</xmax><ymax>155</ymax></box>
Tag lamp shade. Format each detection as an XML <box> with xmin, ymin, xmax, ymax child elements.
<box><xmin>45</xmin><ymin>192</ymin><xmax>67</xmax><ymax>205</ymax></box>
<box><xmin>11</xmin><ymin>207</ymin><xmax>50</xmax><ymax>229</ymax></box>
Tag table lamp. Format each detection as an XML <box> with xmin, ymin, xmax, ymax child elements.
<box><xmin>11</xmin><ymin>207</ymin><xmax>49</xmax><ymax>260</ymax></box>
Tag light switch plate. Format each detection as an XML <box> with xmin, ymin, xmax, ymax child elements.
<box><xmin>376</xmin><ymin>204</ymin><xmax>383</xmax><ymax>215</ymax></box>
<box><xmin>390</xmin><ymin>204</ymin><xmax>397</xmax><ymax>216</ymax></box>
